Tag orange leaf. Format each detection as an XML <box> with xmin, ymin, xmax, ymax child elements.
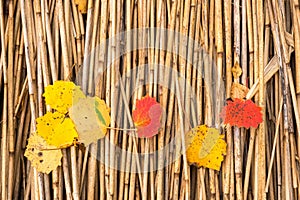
<box><xmin>220</xmin><ymin>98</ymin><xmax>263</xmax><ymax>128</ymax></box>
<box><xmin>132</xmin><ymin>96</ymin><xmax>162</xmax><ymax>138</ymax></box>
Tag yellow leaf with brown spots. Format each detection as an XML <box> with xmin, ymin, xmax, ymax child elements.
<box><xmin>185</xmin><ymin>125</ymin><xmax>226</xmax><ymax>171</ymax></box>
<box><xmin>25</xmin><ymin>133</ymin><xmax>62</xmax><ymax>174</ymax></box>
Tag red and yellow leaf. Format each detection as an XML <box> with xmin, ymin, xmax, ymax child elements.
<box><xmin>132</xmin><ymin>96</ymin><xmax>163</xmax><ymax>138</ymax></box>
<box><xmin>185</xmin><ymin>125</ymin><xmax>227</xmax><ymax>171</ymax></box>
<box><xmin>220</xmin><ymin>98</ymin><xmax>263</xmax><ymax>128</ymax></box>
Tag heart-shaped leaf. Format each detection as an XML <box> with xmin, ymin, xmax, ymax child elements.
<box><xmin>133</xmin><ymin>96</ymin><xmax>163</xmax><ymax>138</ymax></box>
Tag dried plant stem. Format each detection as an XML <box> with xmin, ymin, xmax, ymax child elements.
<box><xmin>57</xmin><ymin>0</ymin><xmax>70</xmax><ymax>79</ymax></box>
<box><xmin>233</xmin><ymin>0</ymin><xmax>243</xmax><ymax>199</ymax></box>
<box><xmin>265</xmin><ymin>98</ymin><xmax>283</xmax><ymax>192</ymax></box>
<box><xmin>0</xmin><ymin>0</ymin><xmax>8</xmax><ymax>198</ymax></box>
<box><xmin>257</xmin><ymin>0</ymin><xmax>266</xmax><ymax>199</ymax></box>
<box><xmin>223</xmin><ymin>0</ymin><xmax>232</xmax><ymax>198</ymax></box>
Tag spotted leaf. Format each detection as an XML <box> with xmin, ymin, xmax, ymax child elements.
<box><xmin>185</xmin><ymin>125</ymin><xmax>227</xmax><ymax>171</ymax></box>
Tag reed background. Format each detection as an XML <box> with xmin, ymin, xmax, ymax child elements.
<box><xmin>0</xmin><ymin>0</ymin><xmax>300</xmax><ymax>199</ymax></box>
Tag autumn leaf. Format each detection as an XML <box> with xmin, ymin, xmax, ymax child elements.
<box><xmin>185</xmin><ymin>125</ymin><xmax>227</xmax><ymax>171</ymax></box>
<box><xmin>220</xmin><ymin>98</ymin><xmax>263</xmax><ymax>128</ymax></box>
<box><xmin>36</xmin><ymin>112</ymin><xmax>78</xmax><ymax>148</ymax></box>
<box><xmin>69</xmin><ymin>96</ymin><xmax>110</xmax><ymax>146</ymax></box>
<box><xmin>43</xmin><ymin>81</ymin><xmax>86</xmax><ymax>114</ymax></box>
<box><xmin>25</xmin><ymin>133</ymin><xmax>62</xmax><ymax>174</ymax></box>
<box><xmin>75</xmin><ymin>0</ymin><xmax>88</xmax><ymax>13</ymax></box>
<box><xmin>132</xmin><ymin>96</ymin><xmax>163</xmax><ymax>138</ymax></box>
<box><xmin>230</xmin><ymin>82</ymin><xmax>249</xmax><ymax>99</ymax></box>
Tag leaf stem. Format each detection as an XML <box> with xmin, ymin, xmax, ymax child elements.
<box><xmin>106</xmin><ymin>126</ymin><xmax>137</xmax><ymax>131</ymax></box>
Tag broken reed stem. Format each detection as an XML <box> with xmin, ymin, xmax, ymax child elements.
<box><xmin>265</xmin><ymin>97</ymin><xmax>283</xmax><ymax>192</ymax></box>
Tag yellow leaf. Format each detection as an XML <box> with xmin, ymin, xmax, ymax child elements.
<box><xmin>24</xmin><ymin>133</ymin><xmax>62</xmax><ymax>174</ymax></box>
<box><xmin>185</xmin><ymin>125</ymin><xmax>227</xmax><ymax>171</ymax></box>
<box><xmin>69</xmin><ymin>96</ymin><xmax>110</xmax><ymax>146</ymax></box>
<box><xmin>43</xmin><ymin>81</ymin><xmax>86</xmax><ymax>114</ymax></box>
<box><xmin>36</xmin><ymin>112</ymin><xmax>78</xmax><ymax>148</ymax></box>
<box><xmin>75</xmin><ymin>0</ymin><xmax>88</xmax><ymax>13</ymax></box>
<box><xmin>231</xmin><ymin>61</ymin><xmax>242</xmax><ymax>79</ymax></box>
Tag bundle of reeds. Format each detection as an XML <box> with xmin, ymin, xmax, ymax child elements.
<box><xmin>0</xmin><ymin>0</ymin><xmax>299</xmax><ymax>199</ymax></box>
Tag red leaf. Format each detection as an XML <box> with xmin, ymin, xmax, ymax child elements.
<box><xmin>220</xmin><ymin>98</ymin><xmax>263</xmax><ymax>128</ymax></box>
<box><xmin>133</xmin><ymin>96</ymin><xmax>163</xmax><ymax>138</ymax></box>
